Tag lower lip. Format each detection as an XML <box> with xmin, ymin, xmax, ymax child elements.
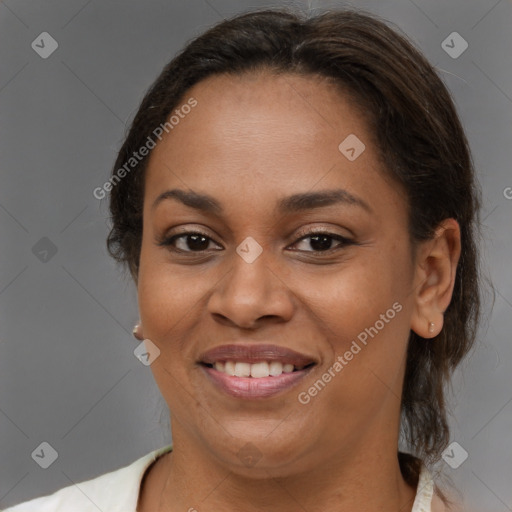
<box><xmin>201</xmin><ymin>365</ymin><xmax>314</xmax><ymax>399</ymax></box>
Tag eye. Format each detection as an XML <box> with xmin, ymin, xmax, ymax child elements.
<box><xmin>291</xmin><ymin>230</ymin><xmax>354</xmax><ymax>253</ymax></box>
<box><xmin>157</xmin><ymin>231</ymin><xmax>222</xmax><ymax>253</ymax></box>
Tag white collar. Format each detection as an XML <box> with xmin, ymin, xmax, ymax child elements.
<box><xmin>411</xmin><ymin>464</ymin><xmax>435</xmax><ymax>512</ymax></box>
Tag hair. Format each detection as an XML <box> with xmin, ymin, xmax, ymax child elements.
<box><xmin>106</xmin><ymin>6</ymin><xmax>481</xmax><ymax>497</ymax></box>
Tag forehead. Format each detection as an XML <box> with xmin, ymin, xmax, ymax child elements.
<box><xmin>174</xmin><ymin>71</ymin><xmax>369</xmax><ymax>150</ymax></box>
<box><xmin>143</xmin><ymin>71</ymin><xmax>402</xmax><ymax>222</ymax></box>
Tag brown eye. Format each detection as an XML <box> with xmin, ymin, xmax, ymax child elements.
<box><xmin>291</xmin><ymin>231</ymin><xmax>354</xmax><ymax>254</ymax></box>
<box><xmin>158</xmin><ymin>232</ymin><xmax>222</xmax><ymax>253</ymax></box>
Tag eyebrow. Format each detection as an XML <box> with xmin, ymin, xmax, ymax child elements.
<box><xmin>151</xmin><ymin>188</ymin><xmax>372</xmax><ymax>215</ymax></box>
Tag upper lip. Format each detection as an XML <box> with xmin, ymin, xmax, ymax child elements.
<box><xmin>199</xmin><ymin>344</ymin><xmax>317</xmax><ymax>368</ymax></box>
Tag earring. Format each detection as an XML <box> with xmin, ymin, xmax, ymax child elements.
<box><xmin>428</xmin><ymin>322</ymin><xmax>435</xmax><ymax>334</ymax></box>
<box><xmin>133</xmin><ymin>323</ymin><xmax>144</xmax><ymax>341</ymax></box>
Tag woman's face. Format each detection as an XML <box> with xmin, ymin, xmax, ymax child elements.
<box><xmin>138</xmin><ymin>71</ymin><xmax>421</xmax><ymax>475</ymax></box>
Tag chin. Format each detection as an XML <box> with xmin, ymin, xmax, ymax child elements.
<box><xmin>202</xmin><ymin>423</ymin><xmax>315</xmax><ymax>477</ymax></box>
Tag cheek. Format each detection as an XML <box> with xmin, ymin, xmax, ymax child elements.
<box><xmin>300</xmin><ymin>243</ymin><xmax>412</xmax><ymax>392</ymax></box>
<box><xmin>306</xmin><ymin>248</ymin><xmax>409</xmax><ymax>338</ymax></box>
<box><xmin>138</xmin><ymin>265</ymin><xmax>204</xmax><ymax>342</ymax></box>
<box><xmin>138</xmin><ymin>238</ymin><xmax>184</xmax><ymax>344</ymax></box>
<box><xmin>137</xmin><ymin>259</ymin><xmax>206</xmax><ymax>409</ymax></box>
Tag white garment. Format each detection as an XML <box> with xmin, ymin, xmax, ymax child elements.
<box><xmin>3</xmin><ymin>445</ymin><xmax>436</xmax><ymax>511</ymax></box>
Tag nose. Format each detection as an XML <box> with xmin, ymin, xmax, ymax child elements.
<box><xmin>207</xmin><ymin>246</ymin><xmax>295</xmax><ymax>329</ymax></box>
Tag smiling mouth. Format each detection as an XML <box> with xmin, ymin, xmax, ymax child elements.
<box><xmin>201</xmin><ymin>360</ymin><xmax>316</xmax><ymax>378</ymax></box>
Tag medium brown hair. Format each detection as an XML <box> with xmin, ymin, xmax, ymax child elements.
<box><xmin>106</xmin><ymin>7</ymin><xmax>481</xmax><ymax>491</ymax></box>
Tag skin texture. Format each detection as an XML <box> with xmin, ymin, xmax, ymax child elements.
<box><xmin>135</xmin><ymin>71</ymin><xmax>460</xmax><ymax>512</ymax></box>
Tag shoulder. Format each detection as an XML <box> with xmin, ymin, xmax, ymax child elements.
<box><xmin>2</xmin><ymin>445</ymin><xmax>173</xmax><ymax>512</ymax></box>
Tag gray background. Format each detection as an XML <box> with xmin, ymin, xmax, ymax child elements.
<box><xmin>0</xmin><ymin>0</ymin><xmax>511</xmax><ymax>510</ymax></box>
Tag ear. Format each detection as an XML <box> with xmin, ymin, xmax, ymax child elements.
<box><xmin>410</xmin><ymin>218</ymin><xmax>461</xmax><ymax>339</ymax></box>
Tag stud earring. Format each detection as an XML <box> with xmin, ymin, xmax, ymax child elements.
<box><xmin>133</xmin><ymin>323</ymin><xmax>144</xmax><ymax>341</ymax></box>
<box><xmin>428</xmin><ymin>322</ymin><xmax>435</xmax><ymax>334</ymax></box>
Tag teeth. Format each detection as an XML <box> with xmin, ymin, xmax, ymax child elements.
<box><xmin>211</xmin><ymin>360</ymin><xmax>301</xmax><ymax>378</ymax></box>
<box><xmin>224</xmin><ymin>361</ymin><xmax>236</xmax><ymax>376</ymax></box>
<box><xmin>250</xmin><ymin>362</ymin><xmax>269</xmax><ymax>378</ymax></box>
<box><xmin>269</xmin><ymin>361</ymin><xmax>283</xmax><ymax>376</ymax></box>
<box><xmin>234</xmin><ymin>362</ymin><xmax>251</xmax><ymax>377</ymax></box>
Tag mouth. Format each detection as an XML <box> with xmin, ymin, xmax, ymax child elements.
<box><xmin>198</xmin><ymin>344</ymin><xmax>317</xmax><ymax>399</ymax></box>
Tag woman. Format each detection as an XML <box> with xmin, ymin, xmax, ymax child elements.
<box><xmin>5</xmin><ymin>6</ymin><xmax>481</xmax><ymax>512</ymax></box>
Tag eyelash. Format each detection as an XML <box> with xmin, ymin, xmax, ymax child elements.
<box><xmin>156</xmin><ymin>229</ymin><xmax>355</xmax><ymax>256</ymax></box>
